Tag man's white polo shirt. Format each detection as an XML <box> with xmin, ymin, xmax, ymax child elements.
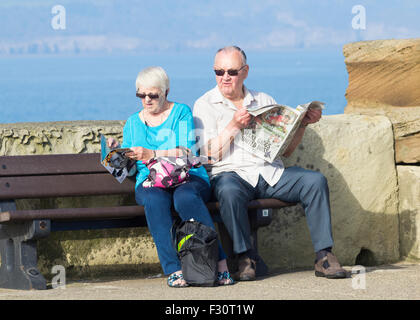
<box><xmin>193</xmin><ymin>86</ymin><xmax>285</xmax><ymax>188</ymax></box>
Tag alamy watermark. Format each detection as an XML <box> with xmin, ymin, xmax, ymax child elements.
<box><xmin>351</xmin><ymin>265</ymin><xmax>366</xmax><ymax>290</ymax></box>
<box><xmin>51</xmin><ymin>5</ymin><xmax>66</xmax><ymax>30</ymax></box>
<box><xmin>352</xmin><ymin>5</ymin><xmax>366</xmax><ymax>30</ymax></box>
<box><xmin>51</xmin><ymin>265</ymin><xmax>66</xmax><ymax>289</ymax></box>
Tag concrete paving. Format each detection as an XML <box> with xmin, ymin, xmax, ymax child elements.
<box><xmin>0</xmin><ymin>262</ymin><xmax>418</xmax><ymax>300</ymax></box>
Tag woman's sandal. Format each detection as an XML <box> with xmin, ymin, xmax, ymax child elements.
<box><xmin>217</xmin><ymin>271</ymin><xmax>235</xmax><ymax>286</ymax></box>
<box><xmin>167</xmin><ymin>272</ymin><xmax>189</xmax><ymax>288</ymax></box>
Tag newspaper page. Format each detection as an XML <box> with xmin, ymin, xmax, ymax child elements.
<box><xmin>234</xmin><ymin>101</ymin><xmax>325</xmax><ymax>163</ymax></box>
<box><xmin>100</xmin><ymin>134</ymin><xmax>137</xmax><ymax>183</ymax></box>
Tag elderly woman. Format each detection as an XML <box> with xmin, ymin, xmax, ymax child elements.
<box><xmin>108</xmin><ymin>66</ymin><xmax>233</xmax><ymax>287</ymax></box>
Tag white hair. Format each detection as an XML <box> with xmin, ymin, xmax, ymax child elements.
<box><xmin>135</xmin><ymin>66</ymin><xmax>170</xmax><ymax>95</ymax></box>
<box><xmin>216</xmin><ymin>46</ymin><xmax>247</xmax><ymax>65</ymax></box>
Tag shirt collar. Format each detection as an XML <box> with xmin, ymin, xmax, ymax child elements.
<box><xmin>242</xmin><ymin>86</ymin><xmax>256</xmax><ymax>108</ymax></box>
<box><xmin>209</xmin><ymin>85</ymin><xmax>256</xmax><ymax>109</ymax></box>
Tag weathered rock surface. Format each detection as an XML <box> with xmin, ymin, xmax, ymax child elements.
<box><xmin>343</xmin><ymin>106</ymin><xmax>420</xmax><ymax>164</ymax></box>
<box><xmin>260</xmin><ymin>114</ymin><xmax>400</xmax><ymax>270</ymax></box>
<box><xmin>397</xmin><ymin>166</ymin><xmax>420</xmax><ymax>260</ymax></box>
<box><xmin>395</xmin><ymin>132</ymin><xmax>420</xmax><ymax>164</ymax></box>
<box><xmin>0</xmin><ymin>121</ymin><xmax>125</xmax><ymax>156</ymax></box>
<box><xmin>344</xmin><ymin>39</ymin><xmax>420</xmax><ymax>108</ymax></box>
<box><xmin>343</xmin><ymin>39</ymin><xmax>420</xmax><ymax>164</ymax></box>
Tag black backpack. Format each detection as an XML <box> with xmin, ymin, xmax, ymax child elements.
<box><xmin>171</xmin><ymin>218</ymin><xmax>219</xmax><ymax>287</ymax></box>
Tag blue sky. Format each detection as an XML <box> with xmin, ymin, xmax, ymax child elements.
<box><xmin>0</xmin><ymin>0</ymin><xmax>419</xmax><ymax>54</ymax></box>
<box><xmin>0</xmin><ymin>1</ymin><xmax>418</xmax><ymax>122</ymax></box>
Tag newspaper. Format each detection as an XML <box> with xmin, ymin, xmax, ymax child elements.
<box><xmin>100</xmin><ymin>134</ymin><xmax>137</xmax><ymax>183</ymax></box>
<box><xmin>234</xmin><ymin>101</ymin><xmax>325</xmax><ymax>163</ymax></box>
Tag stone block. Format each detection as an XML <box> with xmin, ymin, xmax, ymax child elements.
<box><xmin>397</xmin><ymin>166</ymin><xmax>420</xmax><ymax>260</ymax></box>
<box><xmin>395</xmin><ymin>133</ymin><xmax>420</xmax><ymax>164</ymax></box>
<box><xmin>342</xmin><ymin>39</ymin><xmax>420</xmax><ymax>164</ymax></box>
<box><xmin>343</xmin><ymin>39</ymin><xmax>420</xmax><ymax>108</ymax></box>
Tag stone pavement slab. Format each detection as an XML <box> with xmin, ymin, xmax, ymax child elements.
<box><xmin>0</xmin><ymin>262</ymin><xmax>418</xmax><ymax>300</ymax></box>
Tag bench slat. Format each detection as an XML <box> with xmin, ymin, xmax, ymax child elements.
<box><xmin>0</xmin><ymin>173</ymin><xmax>134</xmax><ymax>200</ymax></box>
<box><xmin>51</xmin><ymin>217</ymin><xmax>148</xmax><ymax>232</ymax></box>
<box><xmin>0</xmin><ymin>205</ymin><xmax>145</xmax><ymax>223</ymax></box>
<box><xmin>205</xmin><ymin>198</ymin><xmax>295</xmax><ymax>212</ymax></box>
<box><xmin>0</xmin><ymin>154</ymin><xmax>105</xmax><ymax>177</ymax></box>
<box><xmin>0</xmin><ymin>199</ymin><xmax>295</xmax><ymax>223</ymax></box>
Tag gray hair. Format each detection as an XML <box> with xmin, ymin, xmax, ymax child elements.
<box><xmin>216</xmin><ymin>46</ymin><xmax>247</xmax><ymax>65</ymax></box>
<box><xmin>135</xmin><ymin>66</ymin><xmax>170</xmax><ymax>95</ymax></box>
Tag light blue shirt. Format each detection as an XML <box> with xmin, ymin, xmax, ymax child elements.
<box><xmin>122</xmin><ymin>102</ymin><xmax>210</xmax><ymax>189</ymax></box>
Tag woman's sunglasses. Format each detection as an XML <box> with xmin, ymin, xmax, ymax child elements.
<box><xmin>214</xmin><ymin>65</ymin><xmax>247</xmax><ymax>77</ymax></box>
<box><xmin>136</xmin><ymin>93</ymin><xmax>160</xmax><ymax>100</ymax></box>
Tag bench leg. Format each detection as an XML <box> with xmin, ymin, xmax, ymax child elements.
<box><xmin>0</xmin><ymin>203</ymin><xmax>50</xmax><ymax>290</ymax></box>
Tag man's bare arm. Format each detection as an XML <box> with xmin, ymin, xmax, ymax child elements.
<box><xmin>201</xmin><ymin>108</ymin><xmax>251</xmax><ymax>163</ymax></box>
<box><xmin>282</xmin><ymin>125</ymin><xmax>306</xmax><ymax>158</ymax></box>
<box><xmin>282</xmin><ymin>108</ymin><xmax>322</xmax><ymax>158</ymax></box>
<box><xmin>203</xmin><ymin>122</ymin><xmax>241</xmax><ymax>163</ymax></box>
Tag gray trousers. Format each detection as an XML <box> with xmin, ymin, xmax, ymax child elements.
<box><xmin>211</xmin><ymin>167</ymin><xmax>334</xmax><ymax>255</ymax></box>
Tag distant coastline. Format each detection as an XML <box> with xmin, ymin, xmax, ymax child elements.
<box><xmin>0</xmin><ymin>35</ymin><xmax>348</xmax><ymax>57</ymax></box>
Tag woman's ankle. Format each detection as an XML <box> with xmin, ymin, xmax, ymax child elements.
<box><xmin>167</xmin><ymin>270</ymin><xmax>187</xmax><ymax>287</ymax></box>
<box><xmin>217</xmin><ymin>259</ymin><xmax>229</xmax><ymax>273</ymax></box>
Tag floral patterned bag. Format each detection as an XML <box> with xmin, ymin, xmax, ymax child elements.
<box><xmin>142</xmin><ymin>155</ymin><xmax>204</xmax><ymax>188</ymax></box>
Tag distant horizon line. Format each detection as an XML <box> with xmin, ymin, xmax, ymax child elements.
<box><xmin>0</xmin><ymin>47</ymin><xmax>349</xmax><ymax>58</ymax></box>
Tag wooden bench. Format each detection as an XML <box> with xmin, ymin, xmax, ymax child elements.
<box><xmin>0</xmin><ymin>153</ymin><xmax>295</xmax><ymax>290</ymax></box>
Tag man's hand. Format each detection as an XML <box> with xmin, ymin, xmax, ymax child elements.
<box><xmin>125</xmin><ymin>147</ymin><xmax>154</xmax><ymax>162</ymax></box>
<box><xmin>232</xmin><ymin>108</ymin><xmax>252</xmax><ymax>129</ymax></box>
<box><xmin>301</xmin><ymin>108</ymin><xmax>322</xmax><ymax>126</ymax></box>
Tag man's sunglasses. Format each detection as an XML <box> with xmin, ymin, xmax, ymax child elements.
<box><xmin>136</xmin><ymin>93</ymin><xmax>160</xmax><ymax>100</ymax></box>
<box><xmin>214</xmin><ymin>65</ymin><xmax>246</xmax><ymax>77</ymax></box>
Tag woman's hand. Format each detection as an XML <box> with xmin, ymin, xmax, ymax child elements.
<box><xmin>107</xmin><ymin>138</ymin><xmax>120</xmax><ymax>148</ymax></box>
<box><xmin>125</xmin><ymin>147</ymin><xmax>154</xmax><ymax>162</ymax></box>
<box><xmin>301</xmin><ymin>109</ymin><xmax>322</xmax><ymax>127</ymax></box>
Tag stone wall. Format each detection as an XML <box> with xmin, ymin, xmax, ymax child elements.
<box><xmin>1</xmin><ymin>38</ymin><xmax>418</xmax><ymax>277</ymax></box>
<box><xmin>259</xmin><ymin>114</ymin><xmax>400</xmax><ymax>270</ymax></box>
<box><xmin>344</xmin><ymin>39</ymin><xmax>420</xmax><ymax>164</ymax></box>
<box><xmin>0</xmin><ymin>121</ymin><xmax>162</xmax><ymax>279</ymax></box>
<box><xmin>343</xmin><ymin>38</ymin><xmax>420</xmax><ymax>261</ymax></box>
<box><xmin>0</xmin><ymin>115</ymin><xmax>403</xmax><ymax>278</ymax></box>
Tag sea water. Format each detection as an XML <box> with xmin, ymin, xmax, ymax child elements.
<box><xmin>0</xmin><ymin>50</ymin><xmax>348</xmax><ymax>124</ymax></box>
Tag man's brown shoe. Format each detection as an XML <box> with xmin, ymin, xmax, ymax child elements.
<box><xmin>314</xmin><ymin>252</ymin><xmax>347</xmax><ymax>279</ymax></box>
<box><xmin>233</xmin><ymin>256</ymin><xmax>256</xmax><ymax>281</ymax></box>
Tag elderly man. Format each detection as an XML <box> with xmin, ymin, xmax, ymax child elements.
<box><xmin>193</xmin><ymin>46</ymin><xmax>347</xmax><ymax>281</ymax></box>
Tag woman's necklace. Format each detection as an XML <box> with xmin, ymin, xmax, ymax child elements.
<box><xmin>143</xmin><ymin>111</ymin><xmax>164</xmax><ymax>127</ymax></box>
<box><xmin>143</xmin><ymin>103</ymin><xmax>169</xmax><ymax>127</ymax></box>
